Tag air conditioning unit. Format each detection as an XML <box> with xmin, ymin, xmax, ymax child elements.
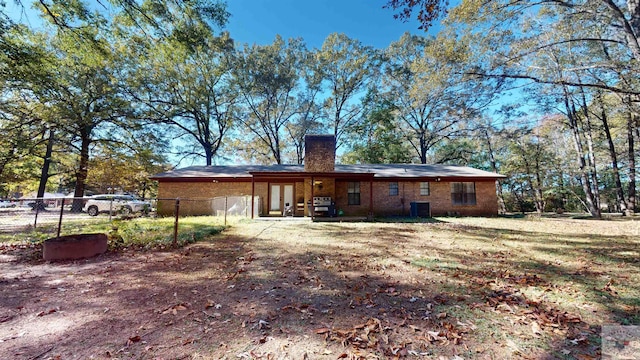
<box><xmin>410</xmin><ymin>202</ymin><xmax>431</xmax><ymax>218</ymax></box>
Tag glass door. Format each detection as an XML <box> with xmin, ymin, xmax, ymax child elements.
<box><xmin>270</xmin><ymin>185</ymin><xmax>281</xmax><ymax>212</ymax></box>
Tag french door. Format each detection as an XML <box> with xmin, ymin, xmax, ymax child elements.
<box><xmin>270</xmin><ymin>184</ymin><xmax>294</xmax><ymax>213</ymax></box>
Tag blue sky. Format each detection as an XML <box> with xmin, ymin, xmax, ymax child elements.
<box><xmin>222</xmin><ymin>0</ymin><xmax>432</xmax><ymax>49</ymax></box>
<box><xmin>5</xmin><ymin>0</ymin><xmax>436</xmax><ymax>48</ymax></box>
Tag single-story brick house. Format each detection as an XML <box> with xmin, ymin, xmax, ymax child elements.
<box><xmin>150</xmin><ymin>135</ymin><xmax>506</xmax><ymax>218</ymax></box>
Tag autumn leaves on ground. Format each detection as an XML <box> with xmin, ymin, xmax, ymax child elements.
<box><xmin>1</xmin><ymin>216</ymin><xmax>638</xmax><ymax>359</ymax></box>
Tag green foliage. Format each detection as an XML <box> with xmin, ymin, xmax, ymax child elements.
<box><xmin>318</xmin><ymin>33</ymin><xmax>378</xmax><ymax>148</ymax></box>
<box><xmin>127</xmin><ymin>29</ymin><xmax>236</xmax><ymax>166</ymax></box>
<box><xmin>86</xmin><ymin>144</ymin><xmax>170</xmax><ymax>197</ymax></box>
<box><xmin>0</xmin><ymin>216</ymin><xmax>226</xmax><ymax>249</ymax></box>
<box><xmin>342</xmin><ymin>97</ymin><xmax>413</xmax><ymax>164</ymax></box>
<box><xmin>232</xmin><ymin>35</ymin><xmax>309</xmax><ymax>164</ymax></box>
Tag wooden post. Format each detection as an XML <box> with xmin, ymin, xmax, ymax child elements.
<box><xmin>33</xmin><ymin>199</ymin><xmax>39</xmax><ymax>229</ymax></box>
<box><xmin>57</xmin><ymin>198</ymin><xmax>65</xmax><ymax>238</ymax></box>
<box><xmin>108</xmin><ymin>198</ymin><xmax>113</xmax><ymax>222</ymax></box>
<box><xmin>369</xmin><ymin>178</ymin><xmax>374</xmax><ymax>220</ymax></box>
<box><xmin>251</xmin><ymin>177</ymin><xmax>255</xmax><ymax>219</ymax></box>
<box><xmin>310</xmin><ymin>176</ymin><xmax>315</xmax><ymax>220</ymax></box>
<box><xmin>224</xmin><ymin>196</ymin><xmax>228</xmax><ymax>226</ymax></box>
<box><xmin>173</xmin><ymin>198</ymin><xmax>180</xmax><ymax>246</ymax></box>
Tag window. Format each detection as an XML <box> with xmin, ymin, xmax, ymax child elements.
<box><xmin>420</xmin><ymin>182</ymin><xmax>430</xmax><ymax>196</ymax></box>
<box><xmin>348</xmin><ymin>182</ymin><xmax>360</xmax><ymax>205</ymax></box>
<box><xmin>389</xmin><ymin>182</ymin><xmax>399</xmax><ymax>196</ymax></box>
<box><xmin>451</xmin><ymin>182</ymin><xmax>476</xmax><ymax>205</ymax></box>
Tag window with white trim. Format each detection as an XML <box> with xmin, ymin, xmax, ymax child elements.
<box><xmin>389</xmin><ymin>182</ymin><xmax>399</xmax><ymax>196</ymax></box>
<box><xmin>348</xmin><ymin>182</ymin><xmax>360</xmax><ymax>205</ymax></box>
<box><xmin>420</xmin><ymin>182</ymin><xmax>430</xmax><ymax>196</ymax></box>
<box><xmin>451</xmin><ymin>182</ymin><xmax>476</xmax><ymax>205</ymax></box>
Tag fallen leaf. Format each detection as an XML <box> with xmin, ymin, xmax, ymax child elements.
<box><xmin>315</xmin><ymin>328</ymin><xmax>330</xmax><ymax>334</ymax></box>
<box><xmin>506</xmin><ymin>339</ymin><xmax>520</xmax><ymax>353</ymax></box>
<box><xmin>129</xmin><ymin>335</ymin><xmax>141</xmax><ymax>343</ymax></box>
<box><xmin>531</xmin><ymin>321</ymin><xmax>542</xmax><ymax>336</ymax></box>
<box><xmin>436</xmin><ymin>312</ymin><xmax>447</xmax><ymax>319</ymax></box>
<box><xmin>258</xmin><ymin>319</ymin><xmax>270</xmax><ymax>329</ymax></box>
<box><xmin>37</xmin><ymin>309</ymin><xmax>56</xmax><ymax>317</ymax></box>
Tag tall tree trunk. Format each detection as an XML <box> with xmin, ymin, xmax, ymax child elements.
<box><xmin>72</xmin><ymin>135</ymin><xmax>91</xmax><ymax>212</ymax></box>
<box><xmin>205</xmin><ymin>145</ymin><xmax>213</xmax><ymax>166</ymax></box>
<box><xmin>419</xmin><ymin>134</ymin><xmax>427</xmax><ymax>164</ymax></box>
<box><xmin>628</xmin><ymin>110</ymin><xmax>637</xmax><ymax>213</ymax></box>
<box><xmin>563</xmin><ymin>92</ymin><xmax>600</xmax><ymax>217</ymax></box>
<box><xmin>35</xmin><ymin>129</ymin><xmax>55</xmax><ymax>210</ymax></box>
<box><xmin>599</xmin><ymin>103</ymin><xmax>628</xmax><ymax>212</ymax></box>
<box><xmin>484</xmin><ymin>128</ymin><xmax>506</xmax><ymax>213</ymax></box>
<box><xmin>579</xmin><ymin>90</ymin><xmax>601</xmax><ymax>211</ymax></box>
<box><xmin>534</xmin><ymin>153</ymin><xmax>545</xmax><ymax>213</ymax></box>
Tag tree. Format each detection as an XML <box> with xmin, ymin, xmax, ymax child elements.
<box><xmin>0</xmin><ymin>21</ymin><xmax>65</xmax><ymax>201</ymax></box>
<box><xmin>385</xmin><ymin>0</ymin><xmax>639</xmax><ymax>67</ymax></box>
<box><xmin>444</xmin><ymin>0</ymin><xmax>640</xmax><ymax>96</ymax></box>
<box><xmin>383</xmin><ymin>0</ymin><xmax>448</xmax><ymax>30</ymax></box>
<box><xmin>284</xmin><ymin>48</ymin><xmax>325</xmax><ymax>164</ymax></box>
<box><xmin>342</xmin><ymin>96</ymin><xmax>413</xmax><ymax>164</ymax></box>
<box><xmin>87</xmin><ymin>144</ymin><xmax>169</xmax><ymax>198</ymax></box>
<box><xmin>233</xmin><ymin>35</ymin><xmax>306</xmax><ymax>164</ymax></box>
<box><xmin>318</xmin><ymin>33</ymin><xmax>377</xmax><ymax>149</ymax></box>
<box><xmin>381</xmin><ymin>32</ymin><xmax>497</xmax><ymax>164</ymax></box>
<box><xmin>129</xmin><ymin>33</ymin><xmax>236</xmax><ymax>166</ymax></box>
<box><xmin>28</xmin><ymin>25</ymin><xmax>140</xmax><ymax>211</ymax></box>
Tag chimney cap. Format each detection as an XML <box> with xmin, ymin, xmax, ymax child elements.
<box><xmin>305</xmin><ymin>134</ymin><xmax>335</xmax><ymax>141</ymax></box>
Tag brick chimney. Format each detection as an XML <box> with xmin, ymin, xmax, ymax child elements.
<box><xmin>304</xmin><ymin>135</ymin><xmax>336</xmax><ymax>172</ymax></box>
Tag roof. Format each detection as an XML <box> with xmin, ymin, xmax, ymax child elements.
<box><xmin>150</xmin><ymin>164</ymin><xmax>505</xmax><ymax>180</ymax></box>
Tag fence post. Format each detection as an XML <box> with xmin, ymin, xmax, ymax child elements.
<box><xmin>33</xmin><ymin>200</ymin><xmax>40</xmax><ymax>229</ymax></box>
<box><xmin>173</xmin><ymin>198</ymin><xmax>180</xmax><ymax>246</ymax></box>
<box><xmin>57</xmin><ymin>198</ymin><xmax>65</xmax><ymax>238</ymax></box>
<box><xmin>224</xmin><ymin>196</ymin><xmax>228</xmax><ymax>226</ymax></box>
<box><xmin>109</xmin><ymin>198</ymin><xmax>113</xmax><ymax>222</ymax></box>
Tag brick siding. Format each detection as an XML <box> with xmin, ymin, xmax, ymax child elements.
<box><xmin>334</xmin><ymin>180</ymin><xmax>498</xmax><ymax>217</ymax></box>
<box><xmin>304</xmin><ymin>135</ymin><xmax>335</xmax><ymax>172</ymax></box>
<box><xmin>157</xmin><ymin>179</ymin><xmax>499</xmax><ymax>217</ymax></box>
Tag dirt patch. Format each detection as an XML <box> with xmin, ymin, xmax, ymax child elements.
<box><xmin>1</xmin><ymin>217</ymin><xmax>638</xmax><ymax>359</ymax></box>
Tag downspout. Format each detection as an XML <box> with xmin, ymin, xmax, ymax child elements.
<box><xmin>311</xmin><ymin>176</ymin><xmax>315</xmax><ymax>220</ymax></box>
<box><xmin>251</xmin><ymin>176</ymin><xmax>255</xmax><ymax>219</ymax></box>
<box><xmin>401</xmin><ymin>182</ymin><xmax>406</xmax><ymax>216</ymax></box>
<box><xmin>369</xmin><ymin>178</ymin><xmax>374</xmax><ymax>220</ymax></box>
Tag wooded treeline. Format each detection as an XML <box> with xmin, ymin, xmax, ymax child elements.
<box><xmin>0</xmin><ymin>0</ymin><xmax>638</xmax><ymax>216</ymax></box>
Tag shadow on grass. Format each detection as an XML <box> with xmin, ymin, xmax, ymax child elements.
<box><xmin>2</xmin><ymin>218</ymin><xmax>637</xmax><ymax>359</ymax></box>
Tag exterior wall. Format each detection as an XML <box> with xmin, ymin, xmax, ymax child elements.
<box><xmin>335</xmin><ymin>179</ymin><xmax>499</xmax><ymax>217</ymax></box>
<box><xmin>157</xmin><ymin>180</ymin><xmax>308</xmax><ymax>217</ymax></box>
<box><xmin>157</xmin><ymin>178</ymin><xmax>499</xmax><ymax>217</ymax></box>
<box><xmin>334</xmin><ymin>180</ymin><xmax>371</xmax><ymax>216</ymax></box>
<box><xmin>304</xmin><ymin>135</ymin><xmax>336</xmax><ymax>172</ymax></box>
<box><xmin>156</xmin><ymin>181</ymin><xmax>259</xmax><ymax>216</ymax></box>
<box><xmin>255</xmin><ymin>182</ymin><xmax>268</xmax><ymax>216</ymax></box>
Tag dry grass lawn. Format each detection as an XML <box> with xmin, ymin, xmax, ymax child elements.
<box><xmin>1</xmin><ymin>215</ymin><xmax>639</xmax><ymax>359</ymax></box>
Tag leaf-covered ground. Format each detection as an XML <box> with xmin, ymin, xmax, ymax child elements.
<box><xmin>0</xmin><ymin>216</ymin><xmax>638</xmax><ymax>359</ymax></box>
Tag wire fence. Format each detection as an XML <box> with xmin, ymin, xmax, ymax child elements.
<box><xmin>0</xmin><ymin>196</ymin><xmax>259</xmax><ymax>244</ymax></box>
